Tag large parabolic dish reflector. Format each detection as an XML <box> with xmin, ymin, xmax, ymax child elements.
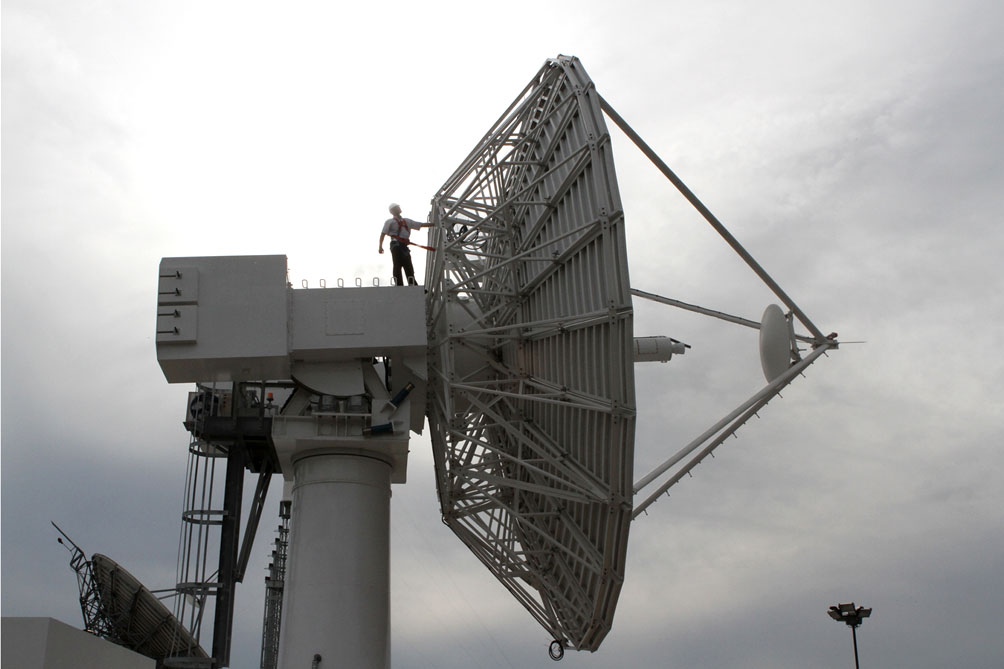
<box><xmin>424</xmin><ymin>55</ymin><xmax>635</xmax><ymax>651</ymax></box>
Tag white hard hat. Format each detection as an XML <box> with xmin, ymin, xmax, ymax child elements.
<box><xmin>388</xmin><ymin>203</ymin><xmax>401</xmax><ymax>214</ymax></box>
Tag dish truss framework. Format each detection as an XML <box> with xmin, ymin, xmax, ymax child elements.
<box><xmin>425</xmin><ymin>55</ymin><xmax>636</xmax><ymax>653</ymax></box>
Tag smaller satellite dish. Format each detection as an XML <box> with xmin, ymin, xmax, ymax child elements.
<box><xmin>89</xmin><ymin>554</ymin><xmax>208</xmax><ymax>661</ymax></box>
<box><xmin>759</xmin><ymin>304</ymin><xmax>793</xmax><ymax>382</ymax></box>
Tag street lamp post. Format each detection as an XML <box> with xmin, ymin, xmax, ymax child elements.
<box><xmin>828</xmin><ymin>602</ymin><xmax>872</xmax><ymax>669</ymax></box>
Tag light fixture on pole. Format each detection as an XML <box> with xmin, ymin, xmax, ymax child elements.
<box><xmin>828</xmin><ymin>602</ymin><xmax>872</xmax><ymax>669</ymax></box>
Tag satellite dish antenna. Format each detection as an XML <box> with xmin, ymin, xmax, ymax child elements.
<box><xmin>52</xmin><ymin>523</ymin><xmax>208</xmax><ymax>665</ymax></box>
<box><xmin>151</xmin><ymin>54</ymin><xmax>840</xmax><ymax>667</ymax></box>
<box><xmin>423</xmin><ymin>54</ymin><xmax>840</xmax><ymax>657</ymax></box>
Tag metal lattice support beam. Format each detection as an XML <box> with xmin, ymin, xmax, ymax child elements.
<box><xmin>260</xmin><ymin>500</ymin><xmax>290</xmax><ymax>669</ymax></box>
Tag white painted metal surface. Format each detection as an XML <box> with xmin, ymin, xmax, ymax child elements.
<box><xmin>156</xmin><ymin>257</ymin><xmax>426</xmax><ymax>391</ymax></box>
<box><xmin>157</xmin><ymin>255</ymin><xmax>290</xmax><ymax>383</ymax></box>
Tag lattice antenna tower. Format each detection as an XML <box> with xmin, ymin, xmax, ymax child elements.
<box><xmin>260</xmin><ymin>500</ymin><xmax>291</xmax><ymax>669</ymax></box>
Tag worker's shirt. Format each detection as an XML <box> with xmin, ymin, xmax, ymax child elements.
<box><xmin>382</xmin><ymin>217</ymin><xmax>421</xmax><ymax>242</ymax></box>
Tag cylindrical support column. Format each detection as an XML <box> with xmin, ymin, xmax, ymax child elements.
<box><xmin>277</xmin><ymin>450</ymin><xmax>392</xmax><ymax>669</ymax></box>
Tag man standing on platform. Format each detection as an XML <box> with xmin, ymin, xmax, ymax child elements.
<box><xmin>378</xmin><ymin>203</ymin><xmax>430</xmax><ymax>286</ymax></box>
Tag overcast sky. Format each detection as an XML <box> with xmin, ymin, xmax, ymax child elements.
<box><xmin>3</xmin><ymin>1</ymin><xmax>1003</xmax><ymax>668</ymax></box>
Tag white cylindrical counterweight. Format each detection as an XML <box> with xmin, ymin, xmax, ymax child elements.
<box><xmin>277</xmin><ymin>450</ymin><xmax>392</xmax><ymax>669</ymax></box>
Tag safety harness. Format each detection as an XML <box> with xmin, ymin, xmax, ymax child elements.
<box><xmin>390</xmin><ymin>218</ymin><xmax>434</xmax><ymax>252</ymax></box>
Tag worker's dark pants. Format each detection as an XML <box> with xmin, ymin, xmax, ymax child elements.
<box><xmin>390</xmin><ymin>241</ymin><xmax>416</xmax><ymax>286</ymax></box>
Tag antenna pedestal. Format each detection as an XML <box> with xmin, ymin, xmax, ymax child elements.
<box><xmin>278</xmin><ymin>446</ymin><xmax>395</xmax><ymax>669</ymax></box>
